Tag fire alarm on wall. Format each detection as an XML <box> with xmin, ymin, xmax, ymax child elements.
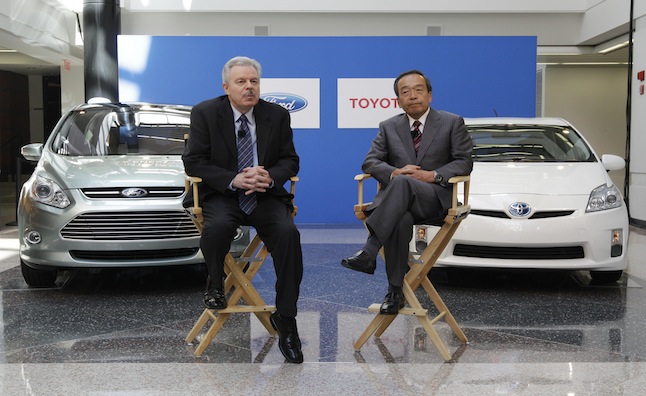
<box><xmin>638</xmin><ymin>70</ymin><xmax>645</xmax><ymax>81</ymax></box>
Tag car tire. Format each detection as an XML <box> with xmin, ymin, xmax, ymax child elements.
<box><xmin>590</xmin><ymin>270</ymin><xmax>623</xmax><ymax>284</ymax></box>
<box><xmin>20</xmin><ymin>261</ymin><xmax>57</xmax><ymax>288</ymax></box>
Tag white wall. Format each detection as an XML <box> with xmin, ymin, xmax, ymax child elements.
<box><xmin>60</xmin><ymin>65</ymin><xmax>84</xmax><ymax>113</ymax></box>
<box><xmin>629</xmin><ymin>15</ymin><xmax>646</xmax><ymax>223</ymax></box>
<box><xmin>120</xmin><ymin>12</ymin><xmax>582</xmax><ymax>45</ymax></box>
<box><xmin>544</xmin><ymin>66</ymin><xmax>628</xmax><ymax>190</ymax></box>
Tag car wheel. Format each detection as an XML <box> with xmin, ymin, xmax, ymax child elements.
<box><xmin>590</xmin><ymin>270</ymin><xmax>623</xmax><ymax>284</ymax></box>
<box><xmin>20</xmin><ymin>261</ymin><xmax>57</xmax><ymax>288</ymax></box>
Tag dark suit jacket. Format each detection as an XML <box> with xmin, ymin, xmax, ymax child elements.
<box><xmin>363</xmin><ymin>107</ymin><xmax>473</xmax><ymax>212</ymax></box>
<box><xmin>182</xmin><ymin>95</ymin><xmax>299</xmax><ymax>204</ymax></box>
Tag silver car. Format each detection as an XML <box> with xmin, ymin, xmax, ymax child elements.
<box><xmin>18</xmin><ymin>102</ymin><xmax>248</xmax><ymax>287</ymax></box>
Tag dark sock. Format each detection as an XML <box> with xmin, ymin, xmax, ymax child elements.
<box><xmin>361</xmin><ymin>234</ymin><xmax>381</xmax><ymax>259</ymax></box>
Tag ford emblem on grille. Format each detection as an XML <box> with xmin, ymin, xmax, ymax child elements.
<box><xmin>508</xmin><ymin>202</ymin><xmax>531</xmax><ymax>217</ymax></box>
<box><xmin>261</xmin><ymin>93</ymin><xmax>308</xmax><ymax>113</ymax></box>
<box><xmin>121</xmin><ymin>188</ymin><xmax>148</xmax><ymax>198</ymax></box>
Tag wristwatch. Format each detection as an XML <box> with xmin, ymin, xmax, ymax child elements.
<box><xmin>434</xmin><ymin>171</ymin><xmax>443</xmax><ymax>184</ymax></box>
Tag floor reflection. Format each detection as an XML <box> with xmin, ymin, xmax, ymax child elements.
<box><xmin>1</xmin><ymin>228</ymin><xmax>645</xmax><ymax>367</ymax></box>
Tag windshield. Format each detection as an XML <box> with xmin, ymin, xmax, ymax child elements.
<box><xmin>468</xmin><ymin>124</ymin><xmax>596</xmax><ymax>163</ymax></box>
<box><xmin>50</xmin><ymin>106</ymin><xmax>189</xmax><ymax>156</ymax></box>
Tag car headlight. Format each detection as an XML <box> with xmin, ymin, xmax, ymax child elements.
<box><xmin>29</xmin><ymin>175</ymin><xmax>71</xmax><ymax>209</ymax></box>
<box><xmin>586</xmin><ymin>184</ymin><xmax>623</xmax><ymax>213</ymax></box>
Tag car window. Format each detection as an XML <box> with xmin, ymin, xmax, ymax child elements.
<box><xmin>468</xmin><ymin>124</ymin><xmax>596</xmax><ymax>163</ymax></box>
<box><xmin>51</xmin><ymin>107</ymin><xmax>189</xmax><ymax>156</ymax></box>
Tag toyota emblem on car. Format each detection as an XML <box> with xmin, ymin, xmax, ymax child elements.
<box><xmin>508</xmin><ymin>202</ymin><xmax>531</xmax><ymax>217</ymax></box>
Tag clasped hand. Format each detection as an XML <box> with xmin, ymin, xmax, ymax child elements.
<box><xmin>233</xmin><ymin>166</ymin><xmax>272</xmax><ymax>194</ymax></box>
<box><xmin>393</xmin><ymin>165</ymin><xmax>434</xmax><ymax>182</ymax></box>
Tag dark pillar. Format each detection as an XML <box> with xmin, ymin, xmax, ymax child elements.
<box><xmin>83</xmin><ymin>0</ymin><xmax>120</xmax><ymax>102</ymax></box>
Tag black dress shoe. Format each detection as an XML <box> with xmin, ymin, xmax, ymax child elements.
<box><xmin>203</xmin><ymin>289</ymin><xmax>227</xmax><ymax>310</ymax></box>
<box><xmin>379</xmin><ymin>291</ymin><xmax>405</xmax><ymax>315</ymax></box>
<box><xmin>270</xmin><ymin>312</ymin><xmax>304</xmax><ymax>364</ymax></box>
<box><xmin>341</xmin><ymin>250</ymin><xmax>376</xmax><ymax>274</ymax></box>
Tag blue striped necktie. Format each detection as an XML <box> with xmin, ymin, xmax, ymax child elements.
<box><xmin>237</xmin><ymin>114</ymin><xmax>257</xmax><ymax>214</ymax></box>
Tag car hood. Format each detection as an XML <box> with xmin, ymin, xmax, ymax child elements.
<box><xmin>470</xmin><ymin>162</ymin><xmax>613</xmax><ymax>196</ymax></box>
<box><xmin>41</xmin><ymin>153</ymin><xmax>186</xmax><ymax>189</ymax></box>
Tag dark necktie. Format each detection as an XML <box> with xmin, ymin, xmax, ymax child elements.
<box><xmin>237</xmin><ymin>114</ymin><xmax>257</xmax><ymax>214</ymax></box>
<box><xmin>411</xmin><ymin>120</ymin><xmax>422</xmax><ymax>154</ymax></box>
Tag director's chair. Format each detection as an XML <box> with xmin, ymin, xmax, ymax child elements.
<box><xmin>183</xmin><ymin>175</ymin><xmax>298</xmax><ymax>356</ymax></box>
<box><xmin>352</xmin><ymin>174</ymin><xmax>470</xmax><ymax>361</ymax></box>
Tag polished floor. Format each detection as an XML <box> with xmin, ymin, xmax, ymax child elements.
<box><xmin>2</xmin><ymin>193</ymin><xmax>646</xmax><ymax>394</ymax></box>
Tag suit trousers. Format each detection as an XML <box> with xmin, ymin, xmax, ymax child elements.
<box><xmin>200</xmin><ymin>194</ymin><xmax>303</xmax><ymax>318</ymax></box>
<box><xmin>365</xmin><ymin>176</ymin><xmax>444</xmax><ymax>287</ymax></box>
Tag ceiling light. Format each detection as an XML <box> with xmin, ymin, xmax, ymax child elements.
<box><xmin>596</xmin><ymin>34</ymin><xmax>631</xmax><ymax>54</ymax></box>
<box><xmin>598</xmin><ymin>41</ymin><xmax>630</xmax><ymax>54</ymax></box>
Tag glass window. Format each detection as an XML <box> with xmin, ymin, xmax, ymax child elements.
<box><xmin>51</xmin><ymin>106</ymin><xmax>189</xmax><ymax>156</ymax></box>
<box><xmin>467</xmin><ymin>124</ymin><xmax>596</xmax><ymax>163</ymax></box>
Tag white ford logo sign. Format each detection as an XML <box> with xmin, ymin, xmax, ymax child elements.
<box><xmin>121</xmin><ymin>188</ymin><xmax>148</xmax><ymax>198</ymax></box>
<box><xmin>262</xmin><ymin>93</ymin><xmax>308</xmax><ymax>113</ymax></box>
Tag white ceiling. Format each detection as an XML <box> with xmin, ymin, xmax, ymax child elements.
<box><xmin>0</xmin><ymin>0</ymin><xmax>637</xmax><ymax>76</ymax></box>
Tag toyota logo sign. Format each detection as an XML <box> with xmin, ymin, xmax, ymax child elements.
<box><xmin>508</xmin><ymin>202</ymin><xmax>531</xmax><ymax>217</ymax></box>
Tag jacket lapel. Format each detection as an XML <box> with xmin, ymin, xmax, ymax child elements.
<box><xmin>253</xmin><ymin>102</ymin><xmax>270</xmax><ymax>164</ymax></box>
<box><xmin>218</xmin><ymin>97</ymin><xmax>237</xmax><ymax>159</ymax></box>
<box><xmin>416</xmin><ymin>108</ymin><xmax>440</xmax><ymax>164</ymax></box>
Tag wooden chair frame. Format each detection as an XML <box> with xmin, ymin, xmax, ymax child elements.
<box><xmin>184</xmin><ymin>175</ymin><xmax>298</xmax><ymax>356</ymax></box>
<box><xmin>352</xmin><ymin>174</ymin><xmax>471</xmax><ymax>361</ymax></box>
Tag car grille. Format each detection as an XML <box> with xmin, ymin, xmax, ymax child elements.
<box><xmin>81</xmin><ymin>187</ymin><xmax>185</xmax><ymax>199</ymax></box>
<box><xmin>70</xmin><ymin>248</ymin><xmax>199</xmax><ymax>261</ymax></box>
<box><xmin>453</xmin><ymin>244</ymin><xmax>584</xmax><ymax>260</ymax></box>
<box><xmin>60</xmin><ymin>211</ymin><xmax>200</xmax><ymax>240</ymax></box>
<box><xmin>470</xmin><ymin>209</ymin><xmax>575</xmax><ymax>219</ymax></box>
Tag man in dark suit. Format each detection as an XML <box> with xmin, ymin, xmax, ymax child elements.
<box><xmin>341</xmin><ymin>70</ymin><xmax>473</xmax><ymax>314</ymax></box>
<box><xmin>182</xmin><ymin>56</ymin><xmax>303</xmax><ymax>363</ymax></box>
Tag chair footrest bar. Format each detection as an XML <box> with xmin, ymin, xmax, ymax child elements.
<box><xmin>367</xmin><ymin>303</ymin><xmax>428</xmax><ymax>317</ymax></box>
<box><xmin>207</xmin><ymin>305</ymin><xmax>276</xmax><ymax>314</ymax></box>
<box><xmin>429</xmin><ymin>311</ymin><xmax>447</xmax><ymax>325</ymax></box>
<box><xmin>234</xmin><ymin>257</ymin><xmax>264</xmax><ymax>263</ymax></box>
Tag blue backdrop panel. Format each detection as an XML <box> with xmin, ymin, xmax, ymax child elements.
<box><xmin>118</xmin><ymin>36</ymin><xmax>537</xmax><ymax>224</ymax></box>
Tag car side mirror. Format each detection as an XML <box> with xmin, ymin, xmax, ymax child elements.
<box><xmin>21</xmin><ymin>143</ymin><xmax>44</xmax><ymax>162</ymax></box>
<box><xmin>601</xmin><ymin>154</ymin><xmax>625</xmax><ymax>171</ymax></box>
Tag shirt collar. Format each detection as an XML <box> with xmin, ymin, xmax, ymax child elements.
<box><xmin>231</xmin><ymin>106</ymin><xmax>255</xmax><ymax>126</ymax></box>
<box><xmin>407</xmin><ymin>107</ymin><xmax>430</xmax><ymax>130</ymax></box>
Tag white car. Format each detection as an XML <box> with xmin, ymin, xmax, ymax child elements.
<box><xmin>414</xmin><ymin>117</ymin><xmax>629</xmax><ymax>283</ymax></box>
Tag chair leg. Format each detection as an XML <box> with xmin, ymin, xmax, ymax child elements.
<box><xmin>354</xmin><ymin>243</ymin><xmax>468</xmax><ymax>360</ymax></box>
<box><xmin>416</xmin><ymin>315</ymin><xmax>452</xmax><ymax>361</ymax></box>
<box><xmin>373</xmin><ymin>315</ymin><xmax>397</xmax><ymax>337</ymax></box>
<box><xmin>354</xmin><ymin>313</ymin><xmax>390</xmax><ymax>351</ymax></box>
<box><xmin>194</xmin><ymin>313</ymin><xmax>230</xmax><ymax>356</ymax></box>
<box><xmin>185</xmin><ymin>309</ymin><xmax>215</xmax><ymax>343</ymax></box>
<box><xmin>420</xmin><ymin>275</ymin><xmax>468</xmax><ymax>343</ymax></box>
<box><xmin>186</xmin><ymin>237</ymin><xmax>277</xmax><ymax>356</ymax></box>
